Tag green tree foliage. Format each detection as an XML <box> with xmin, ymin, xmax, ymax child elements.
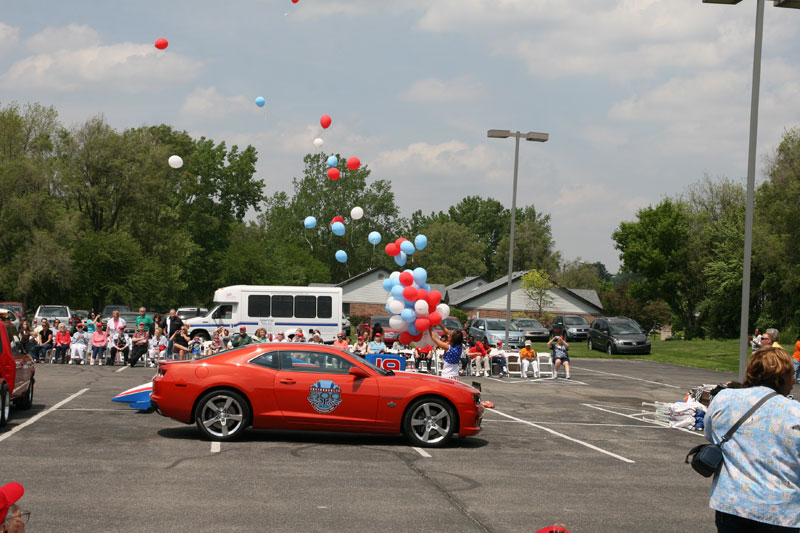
<box><xmin>521</xmin><ymin>269</ymin><xmax>554</xmax><ymax>318</ymax></box>
<box><xmin>553</xmin><ymin>258</ymin><xmax>611</xmax><ymax>294</ymax></box>
<box><xmin>411</xmin><ymin>221</ymin><xmax>486</xmax><ymax>286</ymax></box>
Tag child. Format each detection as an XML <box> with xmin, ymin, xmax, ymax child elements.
<box><xmin>189</xmin><ymin>336</ymin><xmax>204</xmax><ymax>359</ymax></box>
<box><xmin>209</xmin><ymin>333</ymin><xmax>223</xmax><ymax>354</ymax></box>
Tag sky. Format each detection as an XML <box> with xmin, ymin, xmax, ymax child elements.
<box><xmin>1</xmin><ymin>0</ymin><xmax>799</xmax><ymax>273</ymax></box>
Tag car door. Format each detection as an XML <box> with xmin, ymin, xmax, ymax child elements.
<box><xmin>274</xmin><ymin>349</ymin><xmax>379</xmax><ymax>430</ymax></box>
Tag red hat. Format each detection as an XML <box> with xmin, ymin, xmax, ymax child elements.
<box><xmin>0</xmin><ymin>482</ymin><xmax>24</xmax><ymax>522</ymax></box>
<box><xmin>358</xmin><ymin>336</ymin><xmax>364</xmax><ymax>340</ymax></box>
<box><xmin>239</xmin><ymin>326</ymin><xmax>247</xmax><ymax>332</ymax></box>
<box><xmin>497</xmin><ymin>341</ymin><xmax>503</xmax><ymax>346</ymax></box>
<box><xmin>375</xmin><ymin>332</ymin><xmax>382</xmax><ymax>337</ymax></box>
<box><xmin>536</xmin><ymin>527</ymin><xmax>570</xmax><ymax>533</ymax></box>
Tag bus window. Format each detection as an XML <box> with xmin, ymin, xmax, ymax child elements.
<box><xmin>295</xmin><ymin>296</ymin><xmax>316</xmax><ymax>319</ymax></box>
<box><xmin>317</xmin><ymin>296</ymin><xmax>332</xmax><ymax>319</ymax></box>
<box><xmin>248</xmin><ymin>296</ymin><xmax>270</xmax><ymax>317</ymax></box>
<box><xmin>272</xmin><ymin>295</ymin><xmax>293</xmax><ymax>318</ymax></box>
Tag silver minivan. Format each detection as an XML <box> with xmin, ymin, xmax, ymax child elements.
<box><xmin>467</xmin><ymin>318</ymin><xmax>525</xmax><ymax>348</ymax></box>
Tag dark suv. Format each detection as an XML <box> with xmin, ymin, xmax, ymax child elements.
<box><xmin>587</xmin><ymin>317</ymin><xmax>651</xmax><ymax>355</ymax></box>
<box><xmin>550</xmin><ymin>315</ymin><xmax>590</xmax><ymax>341</ymax></box>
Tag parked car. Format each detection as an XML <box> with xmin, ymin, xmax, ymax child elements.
<box><xmin>102</xmin><ymin>304</ymin><xmax>130</xmax><ymax>317</ymax></box>
<box><xmin>71</xmin><ymin>310</ymin><xmax>90</xmax><ymax>333</ymax></box>
<box><xmin>511</xmin><ymin>318</ymin><xmax>550</xmax><ymax>342</ymax></box>
<box><xmin>177</xmin><ymin>307</ymin><xmax>208</xmax><ymax>321</ymax></box>
<box><xmin>550</xmin><ymin>315</ymin><xmax>590</xmax><ymax>341</ymax></box>
<box><xmin>587</xmin><ymin>316</ymin><xmax>651</xmax><ymax>355</ymax></box>
<box><xmin>33</xmin><ymin>305</ymin><xmax>74</xmax><ymax>328</ymax></box>
<box><xmin>119</xmin><ymin>312</ymin><xmax>140</xmax><ymax>335</ymax></box>
<box><xmin>151</xmin><ymin>343</ymin><xmax>484</xmax><ymax>446</ymax></box>
<box><xmin>466</xmin><ymin>318</ymin><xmax>524</xmax><ymax>348</ymax></box>
<box><xmin>0</xmin><ymin>302</ymin><xmax>27</xmax><ymax>324</ymax></box>
<box><xmin>357</xmin><ymin>316</ymin><xmax>400</xmax><ymax>344</ymax></box>
<box><xmin>0</xmin><ymin>310</ymin><xmax>35</xmax><ymax>427</ymax></box>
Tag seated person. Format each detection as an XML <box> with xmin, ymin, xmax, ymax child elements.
<box><xmin>390</xmin><ymin>340</ymin><xmax>411</xmax><ymax>353</ymax></box>
<box><xmin>272</xmin><ymin>331</ymin><xmax>286</xmax><ymax>343</ymax></box>
<box><xmin>520</xmin><ymin>340</ymin><xmax>539</xmax><ymax>378</ymax></box>
<box><xmin>333</xmin><ymin>332</ymin><xmax>349</xmax><ymax>351</ymax></box>
<box><xmin>468</xmin><ymin>336</ymin><xmax>491</xmax><ymax>377</ymax></box>
<box><xmin>414</xmin><ymin>344</ymin><xmax>434</xmax><ymax>372</ymax></box>
<box><xmin>489</xmin><ymin>341</ymin><xmax>509</xmax><ymax>378</ymax></box>
<box><xmin>189</xmin><ymin>336</ymin><xmax>204</xmax><ymax>359</ymax></box>
<box><xmin>209</xmin><ymin>332</ymin><xmax>224</xmax><ymax>354</ymax></box>
<box><xmin>548</xmin><ymin>335</ymin><xmax>570</xmax><ymax>379</ymax></box>
<box><xmin>253</xmin><ymin>328</ymin><xmax>268</xmax><ymax>343</ymax></box>
<box><xmin>310</xmin><ymin>333</ymin><xmax>324</xmax><ymax>344</ymax></box>
<box><xmin>367</xmin><ymin>333</ymin><xmax>387</xmax><ymax>354</ymax></box>
<box><xmin>231</xmin><ymin>326</ymin><xmax>252</xmax><ymax>348</ymax></box>
<box><xmin>352</xmin><ymin>336</ymin><xmax>368</xmax><ymax>355</ymax></box>
<box><xmin>111</xmin><ymin>331</ymin><xmax>131</xmax><ymax>366</ymax></box>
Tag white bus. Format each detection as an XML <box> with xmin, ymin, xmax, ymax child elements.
<box><xmin>183</xmin><ymin>285</ymin><xmax>343</xmax><ymax>343</ymax></box>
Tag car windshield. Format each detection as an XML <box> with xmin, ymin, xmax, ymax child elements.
<box><xmin>515</xmin><ymin>319</ymin><xmax>543</xmax><ymax>328</ymax></box>
<box><xmin>2</xmin><ymin>304</ymin><xmax>23</xmax><ymax>314</ymax></box>
<box><xmin>610</xmin><ymin>322</ymin><xmax>643</xmax><ymax>335</ymax></box>
<box><xmin>485</xmin><ymin>320</ymin><xmax>518</xmax><ymax>331</ymax></box>
<box><xmin>442</xmin><ymin>318</ymin><xmax>462</xmax><ymax>330</ymax></box>
<box><xmin>564</xmin><ymin>316</ymin><xmax>589</xmax><ymax>326</ymax></box>
<box><xmin>39</xmin><ymin>307</ymin><xmax>67</xmax><ymax>317</ymax></box>
<box><xmin>372</xmin><ymin>316</ymin><xmax>390</xmax><ymax>327</ymax></box>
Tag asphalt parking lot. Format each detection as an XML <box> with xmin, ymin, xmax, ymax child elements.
<box><xmin>2</xmin><ymin>358</ymin><xmax>773</xmax><ymax>532</ymax></box>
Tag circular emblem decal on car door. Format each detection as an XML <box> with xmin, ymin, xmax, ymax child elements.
<box><xmin>307</xmin><ymin>380</ymin><xmax>342</xmax><ymax>414</ymax></box>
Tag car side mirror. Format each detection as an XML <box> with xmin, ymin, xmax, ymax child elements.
<box><xmin>349</xmin><ymin>366</ymin><xmax>369</xmax><ymax>378</ymax></box>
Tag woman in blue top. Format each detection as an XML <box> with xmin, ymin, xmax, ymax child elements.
<box><xmin>704</xmin><ymin>346</ymin><xmax>799</xmax><ymax>532</ymax></box>
<box><xmin>432</xmin><ymin>325</ymin><xmax>463</xmax><ymax>380</ymax></box>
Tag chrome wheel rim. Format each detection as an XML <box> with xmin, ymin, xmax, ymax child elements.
<box><xmin>199</xmin><ymin>394</ymin><xmax>244</xmax><ymax>438</ymax></box>
<box><xmin>2</xmin><ymin>390</ymin><xmax>9</xmax><ymax>421</ymax></box>
<box><xmin>409</xmin><ymin>402</ymin><xmax>451</xmax><ymax>445</ymax></box>
<box><xmin>607</xmin><ymin>344</ymin><xmax>613</xmax><ymax>355</ymax></box>
<box><xmin>588</xmin><ymin>340</ymin><xmax>592</xmax><ymax>351</ymax></box>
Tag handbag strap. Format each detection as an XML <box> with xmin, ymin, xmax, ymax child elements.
<box><xmin>720</xmin><ymin>391</ymin><xmax>778</xmax><ymax>445</ymax></box>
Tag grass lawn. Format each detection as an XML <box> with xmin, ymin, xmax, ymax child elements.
<box><xmin>527</xmin><ymin>337</ymin><xmax>741</xmax><ymax>373</ymax></box>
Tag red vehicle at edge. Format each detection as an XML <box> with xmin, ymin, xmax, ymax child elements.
<box><xmin>151</xmin><ymin>343</ymin><xmax>484</xmax><ymax>447</ymax></box>
<box><xmin>0</xmin><ymin>310</ymin><xmax>35</xmax><ymax>427</ymax></box>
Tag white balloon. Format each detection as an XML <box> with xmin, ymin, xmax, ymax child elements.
<box><xmin>390</xmin><ymin>271</ymin><xmax>401</xmax><ymax>282</ymax></box>
<box><xmin>414</xmin><ymin>300</ymin><xmax>429</xmax><ymax>316</ymax></box>
<box><xmin>436</xmin><ymin>303</ymin><xmax>451</xmax><ymax>319</ymax></box>
<box><xmin>387</xmin><ymin>298</ymin><xmax>405</xmax><ymax>315</ymax></box>
<box><xmin>313</xmin><ymin>138</ymin><xmax>324</xmax><ymax>149</ymax></box>
<box><xmin>389</xmin><ymin>314</ymin><xmax>406</xmax><ymax>331</ymax></box>
<box><xmin>350</xmin><ymin>206</ymin><xmax>364</xmax><ymax>220</ymax></box>
<box><xmin>168</xmin><ymin>155</ymin><xmax>183</xmax><ymax>169</ymax></box>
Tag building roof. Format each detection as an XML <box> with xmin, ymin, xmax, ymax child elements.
<box><xmin>446</xmin><ymin>276</ymin><xmax>488</xmax><ymax>291</ymax></box>
<box><xmin>566</xmin><ymin>288</ymin><xmax>604</xmax><ymax>310</ymax></box>
<box><xmin>334</xmin><ymin>267</ymin><xmax>391</xmax><ymax>288</ymax></box>
<box><xmin>449</xmin><ymin>271</ymin><xmax>528</xmax><ymax>307</ymax></box>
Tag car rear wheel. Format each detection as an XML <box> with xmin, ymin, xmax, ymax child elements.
<box><xmin>195</xmin><ymin>389</ymin><xmax>250</xmax><ymax>441</ymax></box>
<box><xmin>15</xmin><ymin>378</ymin><xmax>34</xmax><ymax>410</ymax></box>
<box><xmin>607</xmin><ymin>343</ymin><xmax>615</xmax><ymax>355</ymax></box>
<box><xmin>404</xmin><ymin>397</ymin><xmax>455</xmax><ymax>448</ymax></box>
<box><xmin>587</xmin><ymin>339</ymin><xmax>593</xmax><ymax>351</ymax></box>
<box><xmin>0</xmin><ymin>384</ymin><xmax>9</xmax><ymax>427</ymax></box>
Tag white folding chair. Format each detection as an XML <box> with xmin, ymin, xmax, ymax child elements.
<box><xmin>506</xmin><ymin>352</ymin><xmax>522</xmax><ymax>377</ymax></box>
<box><xmin>536</xmin><ymin>352</ymin><xmax>556</xmax><ymax>379</ymax></box>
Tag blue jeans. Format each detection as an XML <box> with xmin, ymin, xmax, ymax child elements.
<box><xmin>31</xmin><ymin>343</ymin><xmax>52</xmax><ymax>362</ymax></box>
<box><xmin>91</xmin><ymin>345</ymin><xmax>105</xmax><ymax>362</ymax></box>
<box><xmin>492</xmin><ymin>355</ymin><xmax>507</xmax><ymax>375</ymax></box>
<box><xmin>794</xmin><ymin>359</ymin><xmax>800</xmax><ymax>382</ymax></box>
<box><xmin>167</xmin><ymin>340</ymin><xmax>174</xmax><ymax>360</ymax></box>
<box><xmin>54</xmin><ymin>345</ymin><xmax>69</xmax><ymax>363</ymax></box>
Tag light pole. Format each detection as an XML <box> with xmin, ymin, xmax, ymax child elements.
<box><xmin>487</xmin><ymin>129</ymin><xmax>549</xmax><ymax>345</ymax></box>
<box><xmin>703</xmin><ymin>0</ymin><xmax>800</xmax><ymax>381</ymax></box>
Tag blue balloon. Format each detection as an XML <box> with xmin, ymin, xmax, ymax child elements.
<box><xmin>391</xmin><ymin>285</ymin><xmax>404</xmax><ymax>299</ymax></box>
<box><xmin>368</xmin><ymin>231</ymin><xmax>381</xmax><ymax>245</ymax></box>
<box><xmin>385</xmin><ymin>303</ymin><xmax>392</xmax><ymax>314</ymax></box>
<box><xmin>327</xmin><ymin>156</ymin><xmax>338</xmax><ymax>168</ymax></box>
<box><xmin>414</xmin><ymin>234</ymin><xmax>428</xmax><ymax>250</ymax></box>
<box><xmin>335</xmin><ymin>250</ymin><xmax>347</xmax><ymax>263</ymax></box>
<box><xmin>408</xmin><ymin>323</ymin><xmax>419</xmax><ymax>335</ymax></box>
<box><xmin>394</xmin><ymin>251</ymin><xmax>407</xmax><ymax>266</ymax></box>
<box><xmin>405</xmin><ymin>299</ymin><xmax>415</xmax><ymax>309</ymax></box>
<box><xmin>413</xmin><ymin>267</ymin><xmax>427</xmax><ymax>285</ymax></box>
<box><xmin>423</xmin><ymin>283</ymin><xmax>431</xmax><ymax>292</ymax></box>
<box><xmin>255</xmin><ymin>96</ymin><xmax>265</xmax><ymax>107</ymax></box>
<box><xmin>303</xmin><ymin>216</ymin><xmax>316</xmax><ymax>229</ymax></box>
<box><xmin>382</xmin><ymin>278</ymin><xmax>394</xmax><ymax>291</ymax></box>
<box><xmin>401</xmin><ymin>308</ymin><xmax>416</xmax><ymax>323</ymax></box>
<box><xmin>331</xmin><ymin>221</ymin><xmax>345</xmax><ymax>236</ymax></box>
<box><xmin>400</xmin><ymin>240</ymin><xmax>415</xmax><ymax>255</ymax></box>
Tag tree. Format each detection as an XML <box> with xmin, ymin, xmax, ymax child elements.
<box><xmin>521</xmin><ymin>269</ymin><xmax>554</xmax><ymax>319</ymax></box>
<box><xmin>496</xmin><ymin>207</ymin><xmax>560</xmax><ymax>275</ymax></box>
<box><xmin>553</xmin><ymin>258</ymin><xmax>611</xmax><ymax>294</ymax></box>
<box><xmin>411</xmin><ymin>221</ymin><xmax>486</xmax><ymax>286</ymax></box>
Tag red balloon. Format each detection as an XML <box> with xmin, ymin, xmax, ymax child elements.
<box><xmin>411</xmin><ymin>332</ymin><xmax>423</xmax><ymax>342</ymax></box>
<box><xmin>331</xmin><ymin>216</ymin><xmax>344</xmax><ymax>224</ymax></box>
<box><xmin>402</xmin><ymin>286</ymin><xmax>418</xmax><ymax>302</ymax></box>
<box><xmin>327</xmin><ymin>168</ymin><xmax>340</xmax><ymax>180</ymax></box>
<box><xmin>385</xmin><ymin>243</ymin><xmax>400</xmax><ymax>256</ymax></box>
<box><xmin>399</xmin><ymin>332</ymin><xmax>413</xmax><ymax>345</ymax></box>
<box><xmin>292</xmin><ymin>0</ymin><xmax>299</xmax><ymax>3</ymax></box>
<box><xmin>346</xmin><ymin>157</ymin><xmax>360</xmax><ymax>171</ymax></box>
<box><xmin>395</xmin><ymin>237</ymin><xmax>407</xmax><ymax>247</ymax></box>
<box><xmin>155</xmin><ymin>38</ymin><xmax>168</xmax><ymax>50</ymax></box>
<box><xmin>428</xmin><ymin>311</ymin><xmax>442</xmax><ymax>327</ymax></box>
<box><xmin>320</xmin><ymin>114</ymin><xmax>332</xmax><ymax>129</ymax></box>
<box><xmin>415</xmin><ymin>289</ymin><xmax>428</xmax><ymax>302</ymax></box>
<box><xmin>399</xmin><ymin>272</ymin><xmax>413</xmax><ymax>287</ymax></box>
<box><xmin>427</xmin><ymin>290</ymin><xmax>442</xmax><ymax>308</ymax></box>
<box><xmin>415</xmin><ymin>317</ymin><xmax>430</xmax><ymax>332</ymax></box>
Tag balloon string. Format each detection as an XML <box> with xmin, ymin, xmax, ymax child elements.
<box><xmin>305</xmin><ymin>235</ymin><xmax>314</xmax><ymax>251</ymax></box>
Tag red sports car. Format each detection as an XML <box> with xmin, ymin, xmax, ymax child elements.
<box><xmin>151</xmin><ymin>343</ymin><xmax>484</xmax><ymax>447</ymax></box>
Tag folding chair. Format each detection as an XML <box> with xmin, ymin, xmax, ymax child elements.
<box><xmin>536</xmin><ymin>352</ymin><xmax>556</xmax><ymax>379</ymax></box>
<box><xmin>505</xmin><ymin>352</ymin><xmax>522</xmax><ymax>377</ymax></box>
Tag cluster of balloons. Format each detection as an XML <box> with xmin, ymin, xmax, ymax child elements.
<box><xmin>381</xmin><ymin>268</ymin><xmax>451</xmax><ymax>345</ymax></box>
<box><xmin>301</xmin><ymin>208</ymin><xmax>371</xmax><ymax>263</ymax></box>
<box><xmin>383</xmin><ymin>234</ymin><xmax>427</xmax><ymax>266</ymax></box>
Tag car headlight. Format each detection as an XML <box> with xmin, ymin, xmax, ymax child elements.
<box><xmin>489</xmin><ymin>334</ymin><xmax>501</xmax><ymax>342</ymax></box>
<box><xmin>567</xmin><ymin>328</ymin><xmax>577</xmax><ymax>333</ymax></box>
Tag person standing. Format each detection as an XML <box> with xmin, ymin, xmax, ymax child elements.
<box><xmin>90</xmin><ymin>324</ymin><xmax>107</xmax><ymax>366</ymax></box>
<box><xmin>750</xmin><ymin>328</ymin><xmax>762</xmax><ymax>352</ymax></box>
<box><xmin>431</xmin><ymin>326</ymin><xmax>463</xmax><ymax>381</ymax></box>
<box><xmin>548</xmin><ymin>335</ymin><xmax>571</xmax><ymax>379</ymax></box>
<box><xmin>129</xmin><ymin>323</ymin><xmax>149</xmax><ymax>367</ymax></box>
<box><xmin>69</xmin><ymin>323</ymin><xmax>89</xmax><ymax>365</ymax></box>
<box><xmin>18</xmin><ymin>321</ymin><xmax>33</xmax><ymax>357</ymax></box>
<box><xmin>520</xmin><ymin>340</ymin><xmax>539</xmax><ymax>378</ymax></box>
<box><xmin>704</xmin><ymin>347</ymin><xmax>799</xmax><ymax>531</ymax></box>
<box><xmin>85</xmin><ymin>312</ymin><xmax>96</xmax><ymax>335</ymax></box>
<box><xmin>164</xmin><ymin>309</ymin><xmax>183</xmax><ymax>360</ymax></box>
<box><xmin>793</xmin><ymin>333</ymin><xmax>800</xmax><ymax>383</ymax></box>
<box><xmin>135</xmin><ymin>307</ymin><xmax>154</xmax><ymax>335</ymax></box>
<box><xmin>106</xmin><ymin>310</ymin><xmax>126</xmax><ymax>344</ymax></box>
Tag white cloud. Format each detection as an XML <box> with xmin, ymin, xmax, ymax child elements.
<box><xmin>373</xmin><ymin>140</ymin><xmax>507</xmax><ymax>182</ymax></box>
<box><xmin>25</xmin><ymin>24</ymin><xmax>100</xmax><ymax>53</ymax></box>
<box><xmin>400</xmin><ymin>77</ymin><xmax>484</xmax><ymax>103</ymax></box>
<box><xmin>180</xmin><ymin>87</ymin><xmax>252</xmax><ymax>120</ymax></box>
<box><xmin>0</xmin><ymin>21</ymin><xmax>20</xmax><ymax>56</ymax></box>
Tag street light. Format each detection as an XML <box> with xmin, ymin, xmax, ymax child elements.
<box><xmin>703</xmin><ymin>0</ymin><xmax>800</xmax><ymax>381</ymax></box>
<box><xmin>487</xmin><ymin>129</ymin><xmax>549</xmax><ymax>346</ymax></box>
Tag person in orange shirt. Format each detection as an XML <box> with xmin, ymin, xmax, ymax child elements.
<box><xmin>793</xmin><ymin>333</ymin><xmax>800</xmax><ymax>382</ymax></box>
<box><xmin>520</xmin><ymin>340</ymin><xmax>539</xmax><ymax>378</ymax></box>
<box><xmin>333</xmin><ymin>332</ymin><xmax>349</xmax><ymax>351</ymax></box>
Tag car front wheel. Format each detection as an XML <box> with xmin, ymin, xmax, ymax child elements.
<box><xmin>587</xmin><ymin>339</ymin><xmax>593</xmax><ymax>351</ymax></box>
<box><xmin>195</xmin><ymin>389</ymin><xmax>250</xmax><ymax>441</ymax></box>
<box><xmin>607</xmin><ymin>343</ymin><xmax>615</xmax><ymax>355</ymax></box>
<box><xmin>15</xmin><ymin>378</ymin><xmax>34</xmax><ymax>410</ymax></box>
<box><xmin>404</xmin><ymin>397</ymin><xmax>455</xmax><ymax>448</ymax></box>
<box><xmin>0</xmin><ymin>384</ymin><xmax>9</xmax><ymax>427</ymax></box>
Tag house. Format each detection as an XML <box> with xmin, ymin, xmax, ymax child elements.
<box><xmin>448</xmin><ymin>271</ymin><xmax>604</xmax><ymax>321</ymax></box>
<box><xmin>446</xmin><ymin>276</ymin><xmax>489</xmax><ymax>305</ymax></box>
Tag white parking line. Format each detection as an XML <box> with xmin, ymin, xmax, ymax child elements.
<box><xmin>491</xmin><ymin>408</ymin><xmax>635</xmax><ymax>463</ymax></box>
<box><xmin>486</xmin><ymin>377</ymin><xmax>588</xmax><ymax>385</ymax></box>
<box><xmin>0</xmin><ymin>388</ymin><xmax>89</xmax><ymax>443</ymax></box>
<box><xmin>577</xmin><ymin>367</ymin><xmax>680</xmax><ymax>388</ymax></box>
<box><xmin>582</xmin><ymin>403</ymin><xmax>704</xmax><ymax>437</ymax></box>
<box><xmin>210</xmin><ymin>441</ymin><xmax>221</xmax><ymax>453</ymax></box>
<box><xmin>411</xmin><ymin>446</ymin><xmax>432</xmax><ymax>458</ymax></box>
<box><xmin>482</xmin><ymin>419</ymin><xmax>663</xmax><ymax>428</ymax></box>
<box><xmin>115</xmin><ymin>366</ymin><xmax>128</xmax><ymax>373</ymax></box>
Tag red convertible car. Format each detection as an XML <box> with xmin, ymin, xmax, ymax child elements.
<box><xmin>151</xmin><ymin>343</ymin><xmax>484</xmax><ymax>447</ymax></box>
<box><xmin>0</xmin><ymin>311</ymin><xmax>35</xmax><ymax>427</ymax></box>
